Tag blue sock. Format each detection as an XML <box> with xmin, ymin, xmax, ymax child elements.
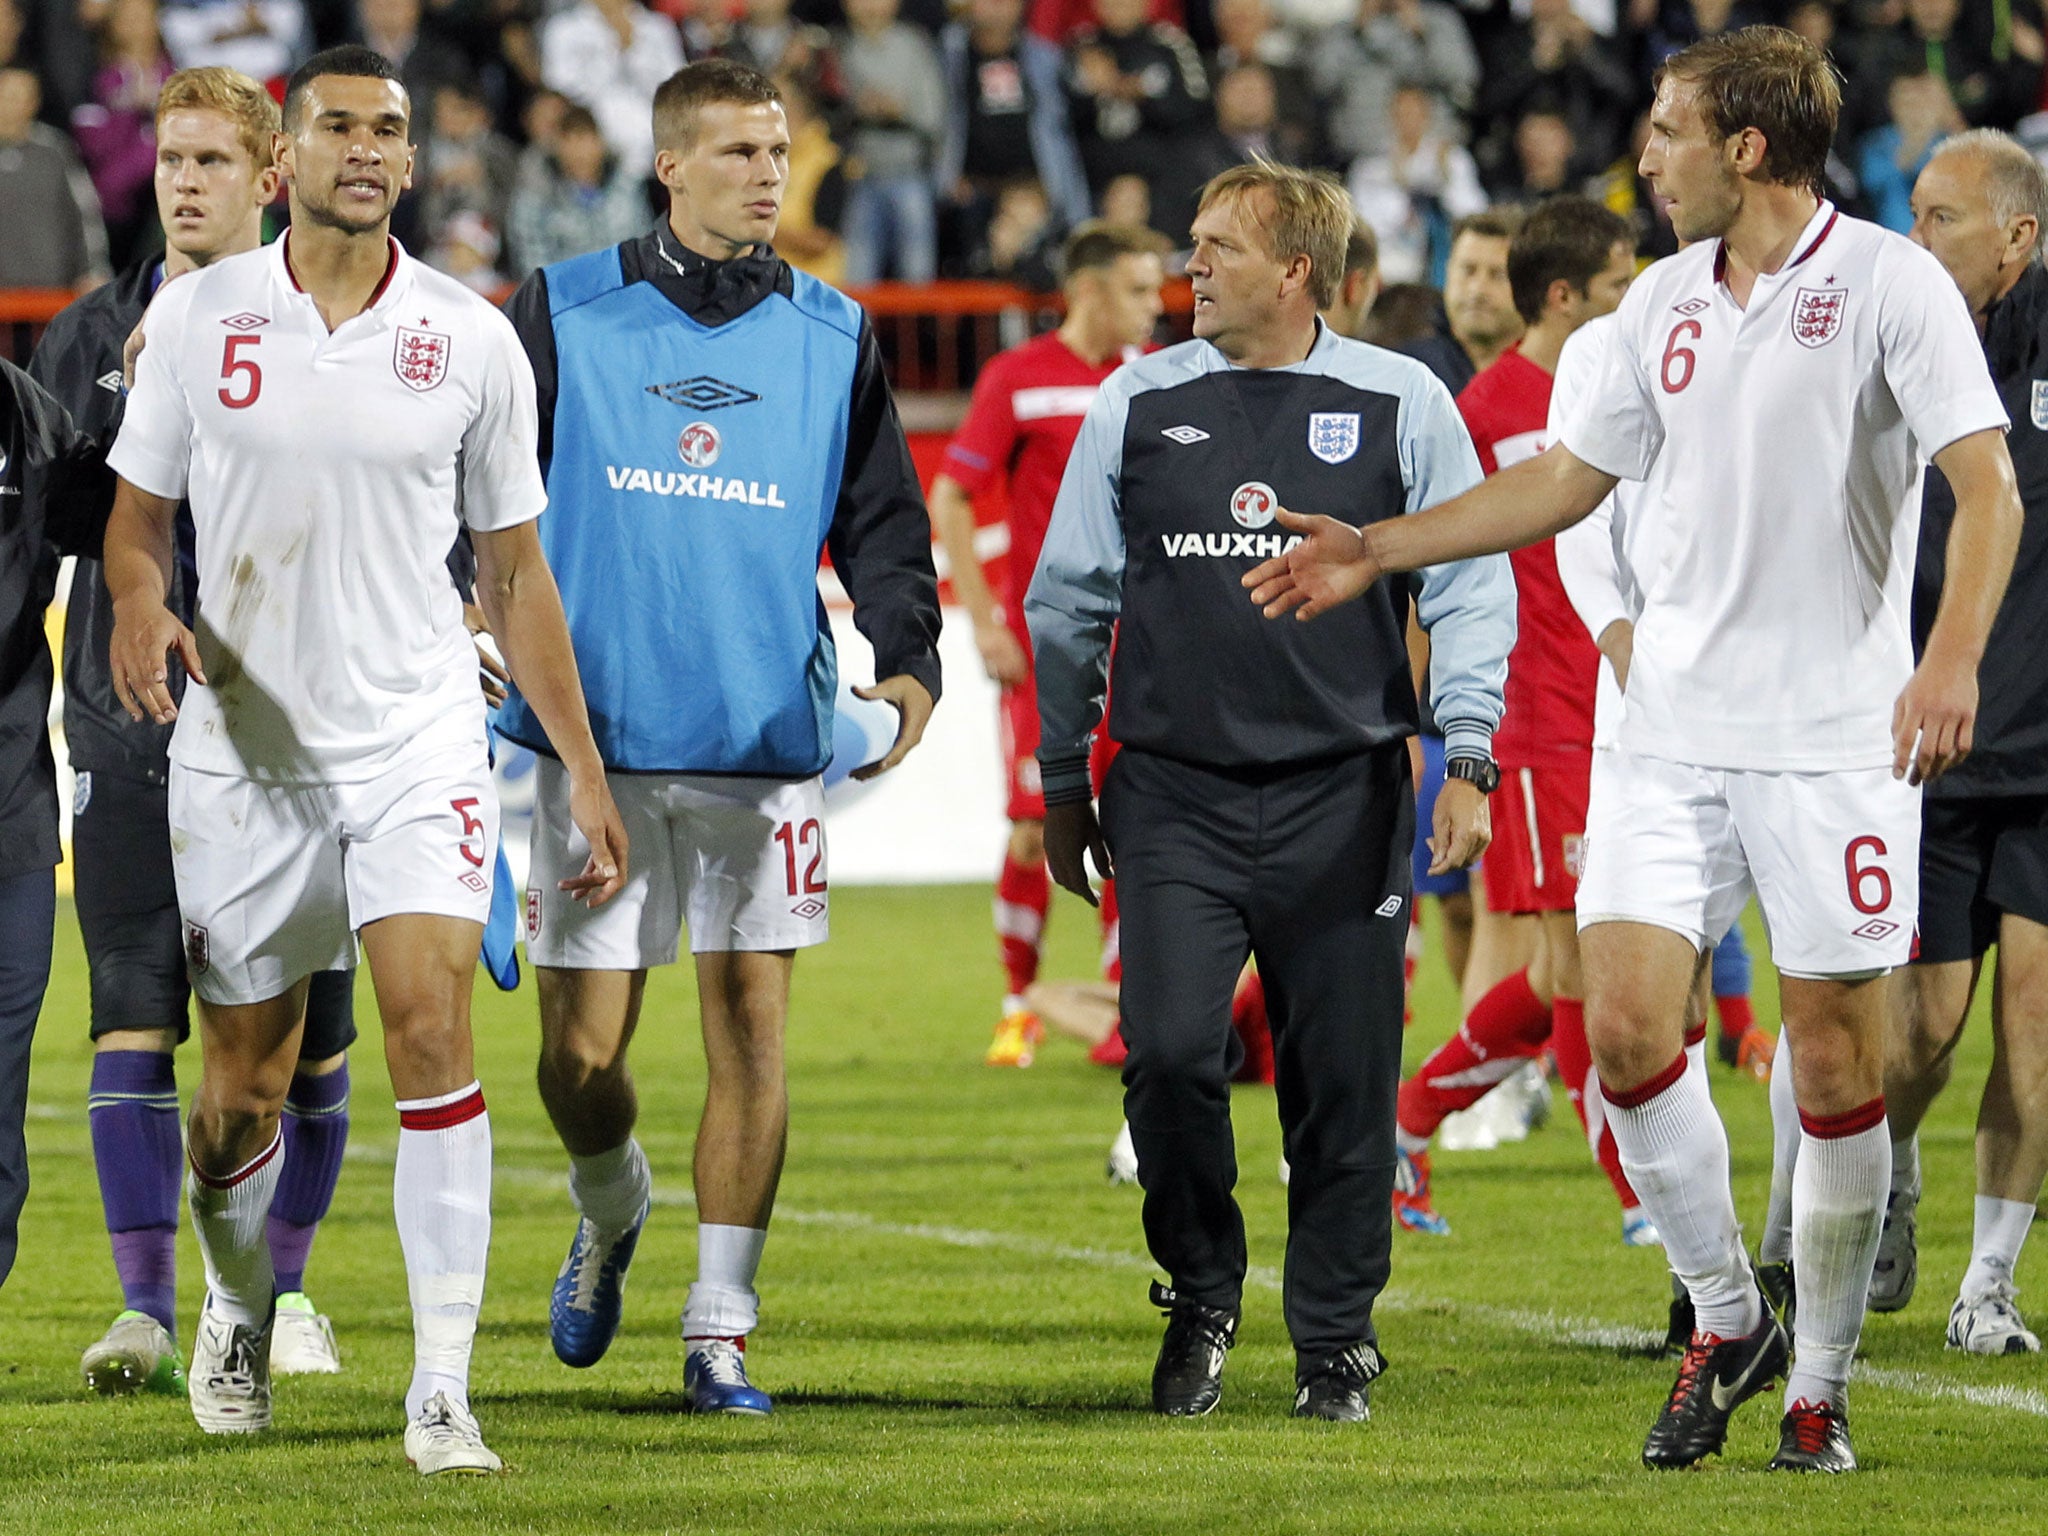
<box><xmin>88</xmin><ymin>1051</ymin><xmax>181</xmax><ymax>1333</ymax></box>
<box><xmin>269</xmin><ymin>1060</ymin><xmax>350</xmax><ymax>1296</ymax></box>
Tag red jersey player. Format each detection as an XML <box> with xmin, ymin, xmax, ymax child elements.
<box><xmin>1390</xmin><ymin>198</ymin><xmax>1645</xmax><ymax>1237</ymax></box>
<box><xmin>930</xmin><ymin>221</ymin><xmax>1167</xmax><ymax>1067</ymax></box>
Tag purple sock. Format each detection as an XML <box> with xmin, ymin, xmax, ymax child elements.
<box><xmin>269</xmin><ymin>1060</ymin><xmax>350</xmax><ymax>1296</ymax></box>
<box><xmin>88</xmin><ymin>1051</ymin><xmax>181</xmax><ymax>1333</ymax></box>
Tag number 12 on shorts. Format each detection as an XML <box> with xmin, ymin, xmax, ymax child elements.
<box><xmin>775</xmin><ymin>818</ymin><xmax>826</xmax><ymax>896</ymax></box>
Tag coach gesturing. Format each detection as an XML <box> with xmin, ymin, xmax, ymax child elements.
<box><xmin>1027</xmin><ymin>161</ymin><xmax>1515</xmax><ymax>1422</ymax></box>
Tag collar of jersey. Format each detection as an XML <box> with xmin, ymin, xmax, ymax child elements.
<box><xmin>271</xmin><ymin>231</ymin><xmax>408</xmax><ymax>324</ymax></box>
<box><xmin>1709</xmin><ymin>199</ymin><xmax>1838</xmax><ymax>298</ymax></box>
<box><xmin>1202</xmin><ymin>315</ymin><xmax>1340</xmax><ymax>375</ymax></box>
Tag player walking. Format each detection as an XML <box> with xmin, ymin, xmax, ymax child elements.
<box><xmin>928</xmin><ymin>221</ymin><xmax>1167</xmax><ymax>1068</ymax></box>
<box><xmin>1389</xmin><ymin>196</ymin><xmax>1647</xmax><ymax>1243</ymax></box>
<box><xmin>31</xmin><ymin>65</ymin><xmax>359</xmax><ymax>1396</ymax></box>
<box><xmin>500</xmin><ymin>59</ymin><xmax>940</xmax><ymax>1414</ymax></box>
<box><xmin>1246</xmin><ymin>28</ymin><xmax>2023</xmax><ymax>1470</ymax></box>
<box><xmin>104</xmin><ymin>46</ymin><xmax>625</xmax><ymax>1472</ymax></box>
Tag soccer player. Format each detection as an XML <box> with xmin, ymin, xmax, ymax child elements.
<box><xmin>1389</xmin><ymin>196</ymin><xmax>1647</xmax><ymax>1244</ymax></box>
<box><xmin>1032</xmin><ymin>160</ymin><xmax>1514</xmax><ymax>1422</ymax></box>
<box><xmin>1246</xmin><ymin>28</ymin><xmax>2023</xmax><ymax>1470</ymax></box>
<box><xmin>0</xmin><ymin>362</ymin><xmax>109</xmax><ymax>1301</ymax></box>
<box><xmin>928</xmin><ymin>220</ymin><xmax>1167</xmax><ymax>1069</ymax></box>
<box><xmin>499</xmin><ymin>58</ymin><xmax>941</xmax><ymax>1415</ymax></box>
<box><xmin>1873</xmin><ymin>130</ymin><xmax>2048</xmax><ymax>1354</ymax></box>
<box><xmin>103</xmin><ymin>46</ymin><xmax>626</xmax><ymax>1472</ymax></box>
<box><xmin>30</xmin><ymin>65</ymin><xmax>359</xmax><ymax>1396</ymax></box>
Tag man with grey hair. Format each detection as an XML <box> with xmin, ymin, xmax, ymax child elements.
<box><xmin>1876</xmin><ymin>127</ymin><xmax>2048</xmax><ymax>1355</ymax></box>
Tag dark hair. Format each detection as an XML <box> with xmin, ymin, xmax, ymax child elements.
<box><xmin>1507</xmin><ymin>195</ymin><xmax>1632</xmax><ymax>323</ymax></box>
<box><xmin>1656</xmin><ymin>25</ymin><xmax>1840</xmax><ymax>195</ymax></box>
<box><xmin>1061</xmin><ymin>218</ymin><xmax>1171</xmax><ymax>282</ymax></box>
<box><xmin>652</xmin><ymin>59</ymin><xmax>782</xmax><ymax>153</ymax></box>
<box><xmin>558</xmin><ymin>104</ymin><xmax>602</xmax><ymax>139</ymax></box>
<box><xmin>283</xmin><ymin>45</ymin><xmax>407</xmax><ymax>131</ymax></box>
<box><xmin>1450</xmin><ymin>207</ymin><xmax>1524</xmax><ymax>247</ymax></box>
<box><xmin>1344</xmin><ymin>219</ymin><xmax>1377</xmax><ymax>278</ymax></box>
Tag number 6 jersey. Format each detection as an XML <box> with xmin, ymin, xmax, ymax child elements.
<box><xmin>1556</xmin><ymin>202</ymin><xmax>2007</xmax><ymax>773</ymax></box>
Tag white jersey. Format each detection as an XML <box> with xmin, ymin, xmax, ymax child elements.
<box><xmin>1558</xmin><ymin>203</ymin><xmax>2008</xmax><ymax>772</ymax></box>
<box><xmin>109</xmin><ymin>237</ymin><xmax>547</xmax><ymax>783</ymax></box>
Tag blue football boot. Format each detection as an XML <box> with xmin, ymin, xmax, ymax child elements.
<box><xmin>682</xmin><ymin>1335</ymin><xmax>772</xmax><ymax>1415</ymax></box>
<box><xmin>549</xmin><ymin>1201</ymin><xmax>648</xmax><ymax>1368</ymax></box>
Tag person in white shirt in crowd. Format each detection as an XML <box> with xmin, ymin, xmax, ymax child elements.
<box><xmin>541</xmin><ymin>0</ymin><xmax>684</xmax><ymax>172</ymax></box>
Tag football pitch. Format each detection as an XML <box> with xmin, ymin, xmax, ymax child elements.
<box><xmin>1</xmin><ymin>885</ymin><xmax>2041</xmax><ymax>1535</ymax></box>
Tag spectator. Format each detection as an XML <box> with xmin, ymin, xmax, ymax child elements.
<box><xmin>514</xmin><ymin>83</ymin><xmax>568</xmax><ymax>195</ymax></box>
<box><xmin>1641</xmin><ymin>0</ymin><xmax>1770</xmax><ymax>72</ymax></box>
<box><xmin>1861</xmin><ymin>67</ymin><xmax>1963</xmax><ymax>230</ymax></box>
<box><xmin>540</xmin><ymin>0</ymin><xmax>683</xmax><ymax>170</ymax></box>
<box><xmin>939</xmin><ymin>0</ymin><xmax>1090</xmax><ymax>272</ymax></box>
<box><xmin>429</xmin><ymin>204</ymin><xmax>506</xmax><ymax>290</ymax></box>
<box><xmin>1489</xmin><ymin>105</ymin><xmax>1577</xmax><ymax>201</ymax></box>
<box><xmin>696</xmin><ymin>0</ymin><xmax>840</xmax><ymax>109</ymax></box>
<box><xmin>417</xmin><ymin>74</ymin><xmax>517</xmax><ymax>254</ymax></box>
<box><xmin>837</xmin><ymin>0</ymin><xmax>945</xmax><ymax>283</ymax></box>
<box><xmin>1098</xmin><ymin>168</ymin><xmax>1151</xmax><ymax>230</ymax></box>
<box><xmin>1323</xmin><ymin>218</ymin><xmax>1381</xmax><ymax>337</ymax></box>
<box><xmin>773</xmin><ymin>70</ymin><xmax>847</xmax><ymax>285</ymax></box>
<box><xmin>1784</xmin><ymin>0</ymin><xmax>1839</xmax><ymax>54</ymax></box>
<box><xmin>351</xmin><ymin>0</ymin><xmax>468</xmax><ymax>113</ymax></box>
<box><xmin>0</xmin><ymin>67</ymin><xmax>109</xmax><ymax>286</ymax></box>
<box><xmin>1309</xmin><ymin>0</ymin><xmax>1478</xmax><ymax>162</ymax></box>
<box><xmin>1474</xmin><ymin>0</ymin><xmax>1633</xmax><ymax>178</ymax></box>
<box><xmin>1209</xmin><ymin>0</ymin><xmax>1322</xmax><ymax>162</ymax></box>
<box><xmin>1361</xmin><ymin>278</ymin><xmax>1439</xmax><ymax>347</ymax></box>
<box><xmin>1348</xmin><ymin>81</ymin><xmax>1486</xmax><ymax>283</ymax></box>
<box><xmin>70</xmin><ymin>0</ymin><xmax>173</xmax><ymax>266</ymax></box>
<box><xmin>156</xmin><ymin>0</ymin><xmax>308</xmax><ymax>83</ymax></box>
<box><xmin>1397</xmin><ymin>205</ymin><xmax>1521</xmax><ymax>394</ymax></box>
<box><xmin>508</xmin><ymin>100</ymin><xmax>647</xmax><ymax>273</ymax></box>
<box><xmin>1849</xmin><ymin>0</ymin><xmax>2045</xmax><ymax>139</ymax></box>
<box><xmin>967</xmin><ymin>173</ymin><xmax>1059</xmax><ymax>285</ymax></box>
<box><xmin>1066</xmin><ymin>0</ymin><xmax>1210</xmax><ymax>227</ymax></box>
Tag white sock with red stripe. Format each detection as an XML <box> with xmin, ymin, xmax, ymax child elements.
<box><xmin>1760</xmin><ymin>1030</ymin><xmax>1800</xmax><ymax>1265</ymax></box>
<box><xmin>1600</xmin><ymin>1051</ymin><xmax>1758</xmax><ymax>1338</ymax></box>
<box><xmin>395</xmin><ymin>1082</ymin><xmax>491</xmax><ymax>1419</ymax></box>
<box><xmin>1785</xmin><ymin>1099</ymin><xmax>1889</xmax><ymax>1409</ymax></box>
<box><xmin>189</xmin><ymin>1132</ymin><xmax>284</xmax><ymax>1328</ymax></box>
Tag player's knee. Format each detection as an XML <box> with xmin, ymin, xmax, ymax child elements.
<box><xmin>191</xmin><ymin>1075</ymin><xmax>285</xmax><ymax>1148</ymax></box>
<box><xmin>1582</xmin><ymin>1000</ymin><xmax>1667</xmax><ymax>1080</ymax></box>
<box><xmin>1123</xmin><ymin>1023</ymin><xmax>1227</xmax><ymax>1089</ymax></box>
<box><xmin>379</xmin><ymin>1002</ymin><xmax>469</xmax><ymax>1078</ymax></box>
<box><xmin>1010</xmin><ymin>818</ymin><xmax>1046</xmax><ymax>867</ymax></box>
<box><xmin>538</xmin><ymin>1029</ymin><xmax>629</xmax><ymax>1096</ymax></box>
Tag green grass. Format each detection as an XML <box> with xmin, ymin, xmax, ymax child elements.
<box><xmin>0</xmin><ymin>887</ymin><xmax>2041</xmax><ymax>1534</ymax></box>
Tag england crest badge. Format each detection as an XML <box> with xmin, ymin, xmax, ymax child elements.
<box><xmin>1308</xmin><ymin>412</ymin><xmax>1360</xmax><ymax>464</ymax></box>
<box><xmin>394</xmin><ymin>326</ymin><xmax>451</xmax><ymax>391</ymax></box>
<box><xmin>2031</xmin><ymin>379</ymin><xmax>2048</xmax><ymax>430</ymax></box>
<box><xmin>1791</xmin><ymin>286</ymin><xmax>1846</xmax><ymax>349</ymax></box>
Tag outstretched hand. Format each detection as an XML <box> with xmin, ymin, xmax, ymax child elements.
<box><xmin>1241</xmin><ymin>507</ymin><xmax>1383</xmax><ymax>620</ymax></box>
<box><xmin>852</xmin><ymin>674</ymin><xmax>936</xmax><ymax>780</ymax></box>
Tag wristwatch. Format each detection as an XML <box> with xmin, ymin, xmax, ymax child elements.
<box><xmin>1445</xmin><ymin>754</ymin><xmax>1501</xmax><ymax>795</ymax></box>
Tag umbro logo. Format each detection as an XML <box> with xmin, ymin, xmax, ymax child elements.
<box><xmin>1672</xmin><ymin>298</ymin><xmax>1708</xmax><ymax>316</ymax></box>
<box><xmin>94</xmin><ymin>370</ymin><xmax>123</xmax><ymax>394</ymax></box>
<box><xmin>791</xmin><ymin>897</ymin><xmax>826</xmax><ymax>920</ymax></box>
<box><xmin>1852</xmin><ymin>919</ymin><xmax>1899</xmax><ymax>941</ymax></box>
<box><xmin>1376</xmin><ymin>895</ymin><xmax>1404</xmax><ymax>917</ymax></box>
<box><xmin>1161</xmin><ymin>424</ymin><xmax>1210</xmax><ymax>444</ymax></box>
<box><xmin>647</xmin><ymin>376</ymin><xmax>761</xmax><ymax>411</ymax></box>
<box><xmin>220</xmin><ymin>311</ymin><xmax>268</xmax><ymax>331</ymax></box>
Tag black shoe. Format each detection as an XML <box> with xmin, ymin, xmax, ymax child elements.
<box><xmin>1769</xmin><ymin>1399</ymin><xmax>1857</xmax><ymax>1473</ymax></box>
<box><xmin>1757</xmin><ymin>1259</ymin><xmax>1797</xmax><ymax>1333</ymax></box>
<box><xmin>1293</xmin><ymin>1342</ymin><xmax>1385</xmax><ymax>1422</ymax></box>
<box><xmin>1641</xmin><ymin>1293</ymin><xmax>1789</xmax><ymax>1469</ymax></box>
<box><xmin>1149</xmin><ymin>1281</ymin><xmax>1237</xmax><ymax>1416</ymax></box>
<box><xmin>1662</xmin><ymin>1274</ymin><xmax>1695</xmax><ymax>1359</ymax></box>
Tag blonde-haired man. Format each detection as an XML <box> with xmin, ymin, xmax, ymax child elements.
<box><xmin>1029</xmin><ymin>159</ymin><xmax>1513</xmax><ymax>1420</ymax></box>
<box><xmin>30</xmin><ymin>65</ymin><xmax>361</xmax><ymax>1398</ymax></box>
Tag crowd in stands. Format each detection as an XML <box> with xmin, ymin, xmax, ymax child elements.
<box><xmin>2</xmin><ymin>0</ymin><xmax>2046</xmax><ymax>294</ymax></box>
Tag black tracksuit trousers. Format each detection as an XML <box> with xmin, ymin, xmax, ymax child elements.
<box><xmin>1100</xmin><ymin>742</ymin><xmax>1413</xmax><ymax>1361</ymax></box>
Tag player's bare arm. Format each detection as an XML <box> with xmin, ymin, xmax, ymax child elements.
<box><xmin>1242</xmin><ymin>444</ymin><xmax>1619</xmax><ymax>620</ymax></box>
<box><xmin>849</xmin><ymin>673</ymin><xmax>935</xmax><ymax>781</ymax></box>
<box><xmin>471</xmin><ymin>520</ymin><xmax>627</xmax><ymax>904</ymax></box>
<box><xmin>1895</xmin><ymin>426</ymin><xmax>2025</xmax><ymax>786</ymax></box>
<box><xmin>104</xmin><ymin>477</ymin><xmax>205</xmax><ymax>724</ymax></box>
<box><xmin>1044</xmin><ymin>799</ymin><xmax>1113</xmax><ymax>906</ymax></box>
<box><xmin>929</xmin><ymin>474</ymin><xmax>1027</xmax><ymax>687</ymax></box>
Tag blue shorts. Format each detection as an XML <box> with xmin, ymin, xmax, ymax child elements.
<box><xmin>1412</xmin><ymin>733</ymin><xmax>1470</xmax><ymax>899</ymax></box>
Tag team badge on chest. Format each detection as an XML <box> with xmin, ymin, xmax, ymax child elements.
<box><xmin>394</xmin><ymin>325</ymin><xmax>451</xmax><ymax>391</ymax></box>
<box><xmin>1791</xmin><ymin>286</ymin><xmax>1846</xmax><ymax>349</ymax></box>
<box><xmin>1307</xmin><ymin>412</ymin><xmax>1361</xmax><ymax>464</ymax></box>
<box><xmin>2031</xmin><ymin>379</ymin><xmax>2048</xmax><ymax>431</ymax></box>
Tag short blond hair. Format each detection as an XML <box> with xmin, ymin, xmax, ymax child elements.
<box><xmin>156</xmin><ymin>66</ymin><xmax>281</xmax><ymax>170</ymax></box>
<box><xmin>1197</xmin><ymin>159</ymin><xmax>1353</xmax><ymax>309</ymax></box>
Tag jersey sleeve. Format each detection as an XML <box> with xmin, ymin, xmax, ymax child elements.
<box><xmin>1557</xmin><ymin>284</ymin><xmax>1665</xmax><ymax>481</ymax></box>
<box><xmin>1878</xmin><ymin>240</ymin><xmax>2011</xmax><ymax>458</ymax></box>
<box><xmin>459</xmin><ymin>306</ymin><xmax>550</xmax><ymax>533</ymax></box>
<box><xmin>105</xmin><ymin>278</ymin><xmax>198</xmax><ymax>501</ymax></box>
<box><xmin>939</xmin><ymin>350</ymin><xmax>1017</xmax><ymax>498</ymax></box>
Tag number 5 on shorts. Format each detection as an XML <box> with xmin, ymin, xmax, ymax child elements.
<box><xmin>452</xmin><ymin>797</ymin><xmax>486</xmax><ymax>869</ymax></box>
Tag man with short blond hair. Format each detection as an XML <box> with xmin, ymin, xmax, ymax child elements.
<box><xmin>1031</xmin><ymin>158</ymin><xmax>1513</xmax><ymax>1421</ymax></box>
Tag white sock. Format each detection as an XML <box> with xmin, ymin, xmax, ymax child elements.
<box><xmin>1891</xmin><ymin>1129</ymin><xmax>1921</xmax><ymax>1200</ymax></box>
<box><xmin>569</xmin><ymin>1137</ymin><xmax>650</xmax><ymax>1232</ymax></box>
<box><xmin>189</xmin><ymin>1133</ymin><xmax>283</xmax><ymax>1327</ymax></box>
<box><xmin>395</xmin><ymin>1082</ymin><xmax>492</xmax><ymax>1420</ymax></box>
<box><xmin>683</xmin><ymin>1223</ymin><xmax>768</xmax><ymax>1339</ymax></box>
<box><xmin>1603</xmin><ymin>1054</ymin><xmax>1757</xmax><ymax>1337</ymax></box>
<box><xmin>1961</xmin><ymin>1195</ymin><xmax>2037</xmax><ymax>1298</ymax></box>
<box><xmin>1761</xmin><ymin>1030</ymin><xmax>1799</xmax><ymax>1265</ymax></box>
<box><xmin>1394</xmin><ymin>1125</ymin><xmax>1430</xmax><ymax>1157</ymax></box>
<box><xmin>1684</xmin><ymin>1037</ymin><xmax>1707</xmax><ymax>1080</ymax></box>
<box><xmin>1786</xmin><ymin>1108</ymin><xmax>1889</xmax><ymax>1409</ymax></box>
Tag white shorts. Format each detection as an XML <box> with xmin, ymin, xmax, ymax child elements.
<box><xmin>168</xmin><ymin>741</ymin><xmax>500</xmax><ymax>1006</ymax></box>
<box><xmin>524</xmin><ymin>758</ymin><xmax>830</xmax><ymax>968</ymax></box>
<box><xmin>1577</xmin><ymin>747</ymin><xmax>1921</xmax><ymax>978</ymax></box>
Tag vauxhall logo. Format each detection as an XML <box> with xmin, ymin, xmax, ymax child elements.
<box><xmin>1159</xmin><ymin>479</ymin><xmax>1302</xmax><ymax>559</ymax></box>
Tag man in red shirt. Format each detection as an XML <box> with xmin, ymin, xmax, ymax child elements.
<box><xmin>1390</xmin><ymin>196</ymin><xmax>1645</xmax><ymax>1236</ymax></box>
<box><xmin>930</xmin><ymin>220</ymin><xmax>1167</xmax><ymax>1065</ymax></box>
